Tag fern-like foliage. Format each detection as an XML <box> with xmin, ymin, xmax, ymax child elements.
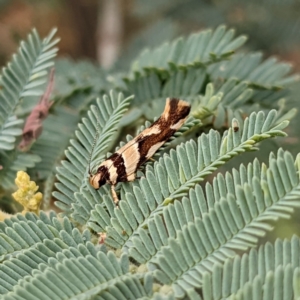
<box><xmin>208</xmin><ymin>52</ymin><xmax>300</xmax><ymax>117</ymax></box>
<box><xmin>1</xmin><ymin>21</ymin><xmax>300</xmax><ymax>300</ymax></box>
<box><xmin>3</xmin><ymin>251</ymin><xmax>153</xmax><ymax>300</ymax></box>
<box><xmin>121</xmin><ymin>54</ymin><xmax>298</xmax><ymax>131</ymax></box>
<box><xmin>130</xmin><ymin>25</ymin><xmax>247</xmax><ymax>74</ymax></box>
<box><xmin>123</xmin><ymin>68</ymin><xmax>207</xmax><ymax>120</ymax></box>
<box><xmin>0</xmin><ymin>153</ymin><xmax>41</xmax><ymax>190</ymax></box>
<box><xmin>0</xmin><ymin>28</ymin><xmax>59</xmax><ymax>143</ymax></box>
<box><xmin>0</xmin><ymin>211</ymin><xmax>87</xmax><ymax>260</ymax></box>
<box><xmin>54</xmin><ymin>58</ymin><xmax>112</xmax><ymax>109</ymax></box>
<box><xmin>29</xmin><ymin>107</ymin><xmax>79</xmax><ymax>180</ymax></box>
<box><xmin>139</xmin><ymin>150</ymin><xmax>300</xmax><ymax>297</ymax></box>
<box><xmin>208</xmin><ymin>52</ymin><xmax>298</xmax><ymax>90</ymax></box>
<box><xmin>0</xmin><ymin>28</ymin><xmax>59</xmax><ymax>191</ymax></box>
<box><xmin>0</xmin><ymin>211</ymin><xmax>94</xmax><ymax>296</ymax></box>
<box><xmin>0</xmin><ymin>116</ymin><xmax>23</xmax><ymax>151</ymax></box>
<box><xmin>27</xmin><ymin>106</ymin><xmax>80</xmax><ymax>210</ymax></box>
<box><xmin>201</xmin><ymin>235</ymin><xmax>300</xmax><ymax>299</ymax></box>
<box><xmin>88</xmin><ymin>110</ymin><xmax>288</xmax><ymax>251</ymax></box>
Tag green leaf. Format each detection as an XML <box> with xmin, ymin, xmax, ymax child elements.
<box><xmin>0</xmin><ymin>28</ymin><xmax>59</xmax><ymax>130</ymax></box>
<box><xmin>2</xmin><ymin>252</ymin><xmax>153</xmax><ymax>300</ymax></box>
<box><xmin>89</xmin><ymin>110</ymin><xmax>288</xmax><ymax>254</ymax></box>
<box><xmin>131</xmin><ymin>25</ymin><xmax>247</xmax><ymax>74</ymax></box>
<box><xmin>148</xmin><ymin>150</ymin><xmax>300</xmax><ymax>297</ymax></box>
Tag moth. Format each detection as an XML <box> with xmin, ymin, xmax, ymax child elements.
<box><xmin>89</xmin><ymin>98</ymin><xmax>191</xmax><ymax>205</ymax></box>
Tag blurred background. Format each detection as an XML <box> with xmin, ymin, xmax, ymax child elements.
<box><xmin>0</xmin><ymin>0</ymin><xmax>300</xmax><ymax>242</ymax></box>
<box><xmin>0</xmin><ymin>0</ymin><xmax>299</xmax><ymax>70</ymax></box>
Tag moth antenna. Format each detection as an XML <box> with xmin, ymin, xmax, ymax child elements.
<box><xmin>88</xmin><ymin>113</ymin><xmax>100</xmax><ymax>176</ymax></box>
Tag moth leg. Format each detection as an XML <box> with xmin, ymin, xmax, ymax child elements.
<box><xmin>111</xmin><ymin>185</ymin><xmax>119</xmax><ymax>207</ymax></box>
<box><xmin>98</xmin><ymin>232</ymin><xmax>107</xmax><ymax>244</ymax></box>
<box><xmin>148</xmin><ymin>157</ymin><xmax>156</xmax><ymax>162</ymax></box>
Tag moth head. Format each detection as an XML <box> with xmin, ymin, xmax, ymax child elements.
<box><xmin>89</xmin><ymin>172</ymin><xmax>106</xmax><ymax>190</ymax></box>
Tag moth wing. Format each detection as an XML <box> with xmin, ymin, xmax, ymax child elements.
<box><xmin>120</xmin><ymin>143</ymin><xmax>140</xmax><ymax>179</ymax></box>
<box><xmin>104</xmin><ymin>133</ymin><xmax>148</xmax><ymax>178</ymax></box>
<box><xmin>115</xmin><ymin>133</ymin><xmax>151</xmax><ymax>179</ymax></box>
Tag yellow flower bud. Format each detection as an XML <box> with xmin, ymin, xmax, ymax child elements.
<box><xmin>12</xmin><ymin>171</ymin><xmax>42</xmax><ymax>215</ymax></box>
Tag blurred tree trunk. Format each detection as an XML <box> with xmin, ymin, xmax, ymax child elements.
<box><xmin>97</xmin><ymin>0</ymin><xmax>123</xmax><ymax>68</ymax></box>
<box><xmin>64</xmin><ymin>0</ymin><xmax>99</xmax><ymax>60</ymax></box>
